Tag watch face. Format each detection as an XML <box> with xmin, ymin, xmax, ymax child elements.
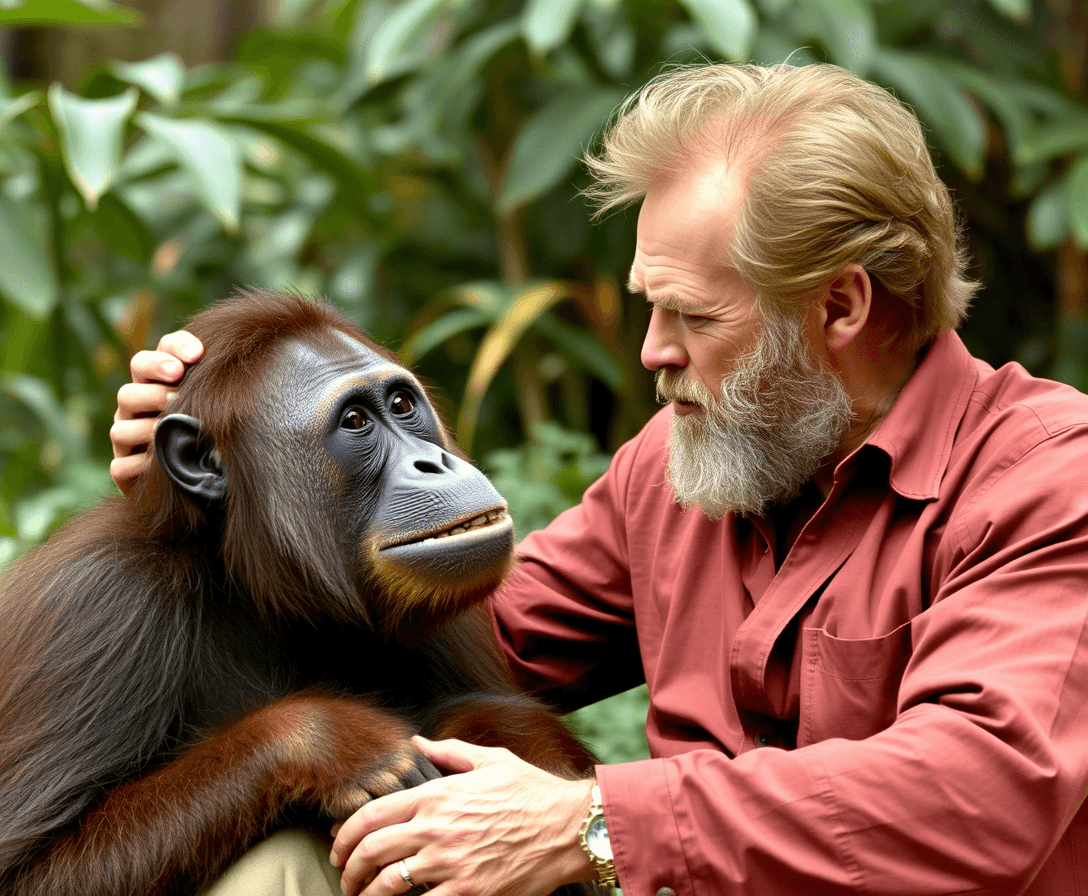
<box><xmin>586</xmin><ymin>814</ymin><xmax>613</xmax><ymax>860</ymax></box>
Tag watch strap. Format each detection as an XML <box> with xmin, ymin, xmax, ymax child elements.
<box><xmin>578</xmin><ymin>784</ymin><xmax>618</xmax><ymax>888</ymax></box>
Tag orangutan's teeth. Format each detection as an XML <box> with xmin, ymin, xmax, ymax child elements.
<box><xmin>389</xmin><ymin>509</ymin><xmax>511</xmax><ymax>549</ymax></box>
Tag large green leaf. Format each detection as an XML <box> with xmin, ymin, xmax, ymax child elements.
<box><xmin>428</xmin><ymin>21</ymin><xmax>521</xmax><ymax>115</ymax></box>
<box><xmin>522</xmin><ymin>0</ymin><xmax>584</xmax><ymax>55</ymax></box>
<box><xmin>1016</xmin><ymin>115</ymin><xmax>1088</xmax><ymax>167</ymax></box>
<box><xmin>223</xmin><ymin>113</ymin><xmax>378</xmax><ymax>204</ymax></box>
<box><xmin>872</xmin><ymin>50</ymin><xmax>987</xmax><ymax>179</ymax></box>
<box><xmin>535</xmin><ymin>315</ymin><xmax>623</xmax><ymax>389</ymax></box>
<box><xmin>13</xmin><ymin>488</ymin><xmax>75</xmax><ymax>542</ymax></box>
<box><xmin>584</xmin><ymin>3</ymin><xmax>636</xmax><ymax>80</ymax></box>
<box><xmin>0</xmin><ymin>193</ymin><xmax>58</xmax><ymax>318</ymax></box>
<box><xmin>91</xmin><ymin>191</ymin><xmax>156</xmax><ymax>264</ymax></box>
<box><xmin>135</xmin><ymin>112</ymin><xmax>242</xmax><ymax>231</ymax></box>
<box><xmin>12</xmin><ymin>472</ymin><xmax>113</xmax><ymax>541</ymax></box>
<box><xmin>363</xmin><ymin>0</ymin><xmax>450</xmax><ymax>86</ymax></box>
<box><xmin>940</xmin><ymin>64</ymin><xmax>1082</xmax><ymax>190</ymax></box>
<box><xmin>0</xmin><ymin>306</ymin><xmax>47</xmax><ymax>378</ymax></box>
<box><xmin>458</xmin><ymin>281</ymin><xmax>573</xmax><ymax>448</ymax></box>
<box><xmin>498</xmin><ymin>85</ymin><xmax>626</xmax><ymax>215</ymax></box>
<box><xmin>1049</xmin><ymin>318</ymin><xmax>1088</xmax><ymax>392</ymax></box>
<box><xmin>112</xmin><ymin>54</ymin><xmax>185</xmax><ymax>106</ymax></box>
<box><xmin>389</xmin><ymin>22</ymin><xmax>521</xmax><ymax>163</ymax></box>
<box><xmin>402</xmin><ymin>306</ymin><xmax>493</xmax><ymax>363</ymax></box>
<box><xmin>985</xmin><ymin>0</ymin><xmax>1030</xmax><ymax>21</ymax></box>
<box><xmin>1</xmin><ymin>373</ymin><xmax>85</xmax><ymax>462</ymax></box>
<box><xmin>1025</xmin><ymin>170</ymin><xmax>1070</xmax><ymax>252</ymax></box>
<box><xmin>942</xmin><ymin>65</ymin><xmax>1032</xmax><ymax>157</ymax></box>
<box><xmin>0</xmin><ymin>0</ymin><xmax>139</xmax><ymax>25</ymax></box>
<box><xmin>0</xmin><ymin>91</ymin><xmax>39</xmax><ymax>129</ymax></box>
<box><xmin>1068</xmin><ymin>155</ymin><xmax>1088</xmax><ymax>250</ymax></box>
<box><xmin>677</xmin><ymin>0</ymin><xmax>756</xmax><ymax>60</ymax></box>
<box><xmin>801</xmin><ymin>0</ymin><xmax>876</xmax><ymax>76</ymax></box>
<box><xmin>48</xmin><ymin>85</ymin><xmax>137</xmax><ymax>210</ymax></box>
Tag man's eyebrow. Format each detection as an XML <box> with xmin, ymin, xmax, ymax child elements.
<box><xmin>627</xmin><ymin>271</ymin><xmax>705</xmax><ymax>313</ymax></box>
<box><xmin>634</xmin><ymin>289</ymin><xmax>700</xmax><ymax>314</ymax></box>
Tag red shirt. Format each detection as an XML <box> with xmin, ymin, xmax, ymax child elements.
<box><xmin>491</xmin><ymin>331</ymin><xmax>1088</xmax><ymax>895</ymax></box>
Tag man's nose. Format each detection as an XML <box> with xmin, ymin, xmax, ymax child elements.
<box><xmin>640</xmin><ymin>307</ymin><xmax>688</xmax><ymax>371</ymax></box>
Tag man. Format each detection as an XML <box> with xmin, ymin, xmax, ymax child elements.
<box><xmin>111</xmin><ymin>63</ymin><xmax>1088</xmax><ymax>896</ymax></box>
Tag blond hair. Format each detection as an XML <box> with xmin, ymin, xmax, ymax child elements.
<box><xmin>585</xmin><ymin>63</ymin><xmax>977</xmax><ymax>345</ymax></box>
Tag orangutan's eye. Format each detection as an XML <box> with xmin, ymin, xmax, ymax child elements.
<box><xmin>340</xmin><ymin>407</ymin><xmax>368</xmax><ymax>430</ymax></box>
<box><xmin>389</xmin><ymin>391</ymin><xmax>415</xmax><ymax>416</ymax></box>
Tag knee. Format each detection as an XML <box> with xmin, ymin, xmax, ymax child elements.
<box><xmin>206</xmin><ymin>829</ymin><xmax>341</xmax><ymax>896</ymax></box>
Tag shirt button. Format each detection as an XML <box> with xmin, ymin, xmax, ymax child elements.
<box><xmin>656</xmin><ymin>889</ymin><xmax>677</xmax><ymax>896</ymax></box>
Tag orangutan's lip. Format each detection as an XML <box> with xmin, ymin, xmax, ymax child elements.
<box><xmin>379</xmin><ymin>509</ymin><xmax>511</xmax><ymax>550</ymax></box>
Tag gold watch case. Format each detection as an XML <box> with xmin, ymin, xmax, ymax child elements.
<box><xmin>578</xmin><ymin>784</ymin><xmax>617</xmax><ymax>888</ymax></box>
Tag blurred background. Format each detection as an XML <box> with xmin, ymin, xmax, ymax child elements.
<box><xmin>1</xmin><ymin>0</ymin><xmax>1087</xmax><ymax>762</ymax></box>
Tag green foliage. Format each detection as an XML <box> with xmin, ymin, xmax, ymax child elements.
<box><xmin>2</xmin><ymin>0</ymin><xmax>1088</xmax><ymax>746</ymax></box>
<box><xmin>486</xmin><ymin>420</ymin><xmax>611</xmax><ymax>539</ymax></box>
<box><xmin>0</xmin><ymin>0</ymin><xmax>140</xmax><ymax>27</ymax></box>
<box><xmin>569</xmin><ymin>686</ymin><xmax>652</xmax><ymax>764</ymax></box>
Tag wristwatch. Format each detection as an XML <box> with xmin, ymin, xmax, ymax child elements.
<box><xmin>578</xmin><ymin>783</ymin><xmax>618</xmax><ymax>888</ymax></box>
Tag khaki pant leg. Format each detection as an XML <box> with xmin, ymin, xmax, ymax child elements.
<box><xmin>206</xmin><ymin>829</ymin><xmax>342</xmax><ymax>896</ymax></box>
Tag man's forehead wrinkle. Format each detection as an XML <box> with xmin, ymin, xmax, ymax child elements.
<box><xmin>630</xmin><ymin>255</ymin><xmax>718</xmax><ymax>310</ymax></box>
<box><xmin>628</xmin><ymin>267</ymin><xmax>696</xmax><ymax>315</ymax></box>
<box><xmin>629</xmin><ymin>270</ymin><xmax>698</xmax><ymax>312</ymax></box>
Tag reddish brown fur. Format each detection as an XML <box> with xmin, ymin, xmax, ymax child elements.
<box><xmin>130</xmin><ymin>289</ymin><xmax>401</xmax><ymax>625</ymax></box>
<box><xmin>26</xmin><ymin>695</ymin><xmax>418</xmax><ymax>896</ymax></box>
<box><xmin>133</xmin><ymin>290</ymin><xmax>383</xmax><ymax>539</ymax></box>
<box><xmin>0</xmin><ymin>290</ymin><xmax>596</xmax><ymax>896</ymax></box>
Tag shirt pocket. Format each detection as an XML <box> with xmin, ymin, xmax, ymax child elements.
<box><xmin>798</xmin><ymin>621</ymin><xmax>912</xmax><ymax>747</ymax></box>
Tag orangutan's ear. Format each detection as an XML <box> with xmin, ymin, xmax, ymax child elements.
<box><xmin>155</xmin><ymin>413</ymin><xmax>227</xmax><ymax>502</ymax></box>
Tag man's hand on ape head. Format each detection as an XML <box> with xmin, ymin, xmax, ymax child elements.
<box><xmin>110</xmin><ymin>330</ymin><xmax>204</xmax><ymax>494</ymax></box>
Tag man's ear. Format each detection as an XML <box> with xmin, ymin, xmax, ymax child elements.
<box><xmin>820</xmin><ymin>263</ymin><xmax>872</xmax><ymax>353</ymax></box>
<box><xmin>154</xmin><ymin>413</ymin><xmax>227</xmax><ymax>502</ymax></box>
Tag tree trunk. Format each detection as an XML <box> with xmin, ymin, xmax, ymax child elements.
<box><xmin>6</xmin><ymin>0</ymin><xmax>274</xmax><ymax>86</ymax></box>
<box><xmin>1047</xmin><ymin>0</ymin><xmax>1088</xmax><ymax>325</ymax></box>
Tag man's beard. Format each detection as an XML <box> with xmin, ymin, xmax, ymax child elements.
<box><xmin>657</xmin><ymin>306</ymin><xmax>855</xmax><ymax>519</ymax></box>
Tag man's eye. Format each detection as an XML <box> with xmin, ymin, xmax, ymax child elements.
<box><xmin>340</xmin><ymin>408</ymin><xmax>368</xmax><ymax>430</ymax></box>
<box><xmin>389</xmin><ymin>391</ymin><xmax>415</xmax><ymax>416</ymax></box>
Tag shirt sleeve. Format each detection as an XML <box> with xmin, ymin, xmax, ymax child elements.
<box><xmin>600</xmin><ymin>424</ymin><xmax>1088</xmax><ymax>896</ymax></box>
<box><xmin>489</xmin><ymin>420</ymin><xmax>650</xmax><ymax>713</ymax></box>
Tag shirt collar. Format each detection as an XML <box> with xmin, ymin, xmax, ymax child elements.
<box><xmin>856</xmin><ymin>330</ymin><xmax>979</xmax><ymax>501</ymax></box>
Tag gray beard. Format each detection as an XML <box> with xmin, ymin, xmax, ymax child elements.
<box><xmin>657</xmin><ymin>307</ymin><xmax>855</xmax><ymax>519</ymax></box>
